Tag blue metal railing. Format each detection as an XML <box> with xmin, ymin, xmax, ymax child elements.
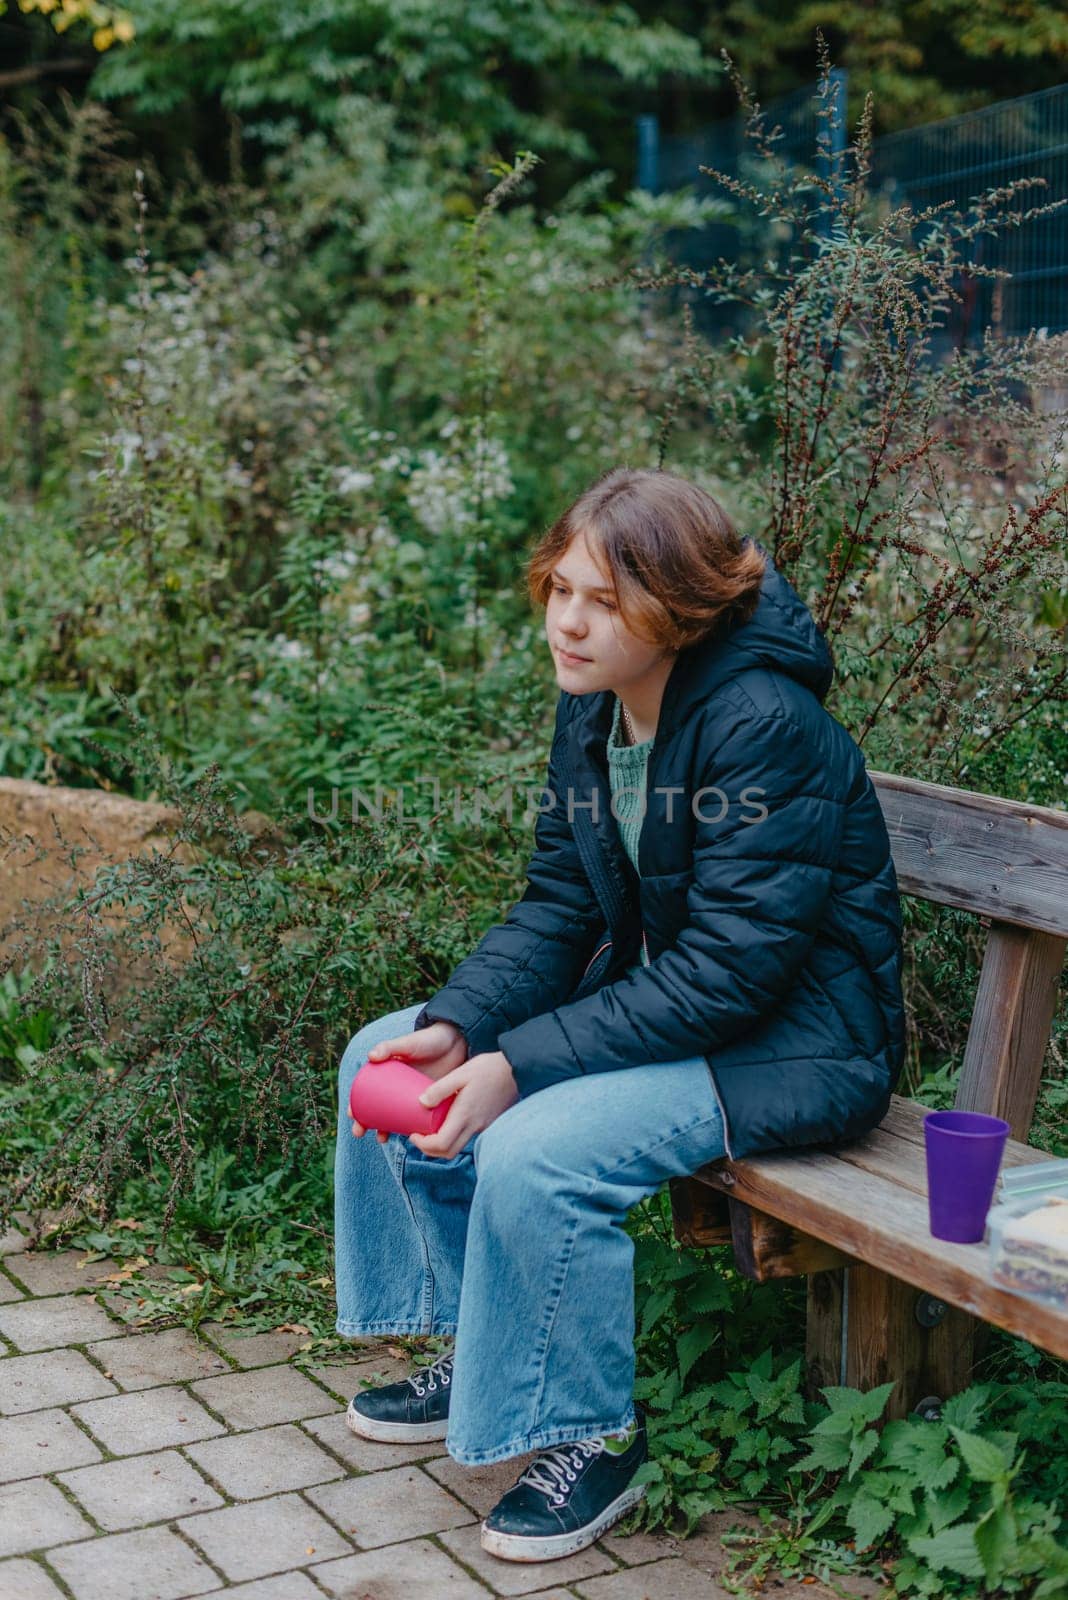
<box><xmin>639</xmin><ymin>79</ymin><xmax>1068</xmax><ymax>343</ymax></box>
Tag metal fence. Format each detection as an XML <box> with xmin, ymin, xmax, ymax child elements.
<box><xmin>638</xmin><ymin>78</ymin><xmax>1068</xmax><ymax>346</ymax></box>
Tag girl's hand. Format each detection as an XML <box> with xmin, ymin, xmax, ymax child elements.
<box><xmin>408</xmin><ymin>1050</ymin><xmax>520</xmax><ymax>1160</ymax></box>
<box><xmin>351</xmin><ymin>1020</ymin><xmax>468</xmax><ymax>1143</ymax></box>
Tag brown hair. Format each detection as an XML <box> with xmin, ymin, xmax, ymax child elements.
<box><xmin>525</xmin><ymin>467</ymin><xmax>767</xmax><ymax>651</ymax></box>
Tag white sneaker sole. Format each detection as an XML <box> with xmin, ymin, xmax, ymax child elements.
<box><xmin>345</xmin><ymin>1398</ymin><xmax>449</xmax><ymax>1443</ymax></box>
<box><xmin>480</xmin><ymin>1480</ymin><xmax>648</xmax><ymax>1562</ymax></box>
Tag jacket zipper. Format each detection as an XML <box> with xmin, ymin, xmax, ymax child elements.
<box><xmin>582</xmin><ymin>939</ymin><xmax>612</xmax><ymax>977</ymax></box>
<box><xmin>571</xmin><ymin>731</ymin><xmax>736</xmax><ymax>1155</ymax></box>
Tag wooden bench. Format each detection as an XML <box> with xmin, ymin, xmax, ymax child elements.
<box><xmin>669</xmin><ymin>770</ymin><xmax>1068</xmax><ymax>1419</ymax></box>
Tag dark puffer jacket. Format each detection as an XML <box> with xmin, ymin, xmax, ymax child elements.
<box><xmin>413</xmin><ymin>542</ymin><xmax>907</xmax><ymax>1160</ymax></box>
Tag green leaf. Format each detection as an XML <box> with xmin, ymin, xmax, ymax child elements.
<box><xmin>728</xmin><ymin>1428</ymin><xmax>761</xmax><ymax>1465</ymax></box>
<box><xmin>817</xmin><ymin>1381</ymin><xmax>895</xmax><ymax>1425</ymax></box>
<box><xmin>940</xmin><ymin>1386</ymin><xmax>993</xmax><ymax>1433</ymax></box>
<box><xmin>896</xmin><ymin>1504</ymin><xmax>932</xmax><ymax>1544</ymax></box>
<box><xmin>949</xmin><ymin>1426</ymin><xmax>1012</xmax><ymax>1484</ymax></box>
<box><xmin>856</xmin><ymin>1381</ymin><xmax>897</xmax><ymax>1424</ymax></box>
<box><xmin>748</xmin><ymin>1372</ymin><xmax>782</xmax><ymax>1417</ymax></box>
<box><xmin>779</xmin><ymin>1392</ymin><xmax>807</xmax><ymax>1426</ymax></box>
<box><xmin>859</xmin><ymin>1468</ymin><xmax>916</xmax><ymax>1516</ymax></box>
<box><xmin>928</xmin><ymin>1483</ymin><xmax>974</xmax><ymax>1533</ymax></box>
<box><xmin>750</xmin><ymin>1347</ymin><xmax>774</xmax><ymax>1381</ymax></box>
<box><xmin>716</xmin><ymin>1411</ymin><xmax>746</xmax><ymax>1440</ymax></box>
<box><xmin>1033</xmin><ymin>1574</ymin><xmax>1068</xmax><ymax>1600</ymax></box>
<box><xmin>907</xmin><ymin>1522</ymin><xmax>985</xmax><ymax>1578</ymax></box>
<box><xmin>974</xmin><ymin>1501</ymin><xmax>1018</xmax><ymax>1583</ymax></box>
<box><xmin>796</xmin><ymin>1433</ymin><xmax>851</xmax><ymax>1473</ymax></box>
<box><xmin>847</xmin><ymin>1488</ymin><xmax>896</xmax><ymax>1551</ymax></box>
<box><xmin>688</xmin><ymin>1269</ymin><xmax>732</xmax><ymax>1314</ymax></box>
<box><xmin>685</xmin><ymin>1385</ymin><xmax>721</xmax><ymax>1412</ymax></box>
<box><xmin>659</xmin><ymin>1427</ymin><xmax>703</xmax><ymax>1455</ymax></box>
<box><xmin>847</xmin><ymin>1426</ymin><xmax>881</xmax><ymax>1480</ymax></box>
<box><xmin>638</xmin><ymin>1285</ymin><xmax>675</xmax><ymax>1338</ymax></box>
<box><xmin>676</xmin><ymin>1322</ymin><xmax>718</xmax><ymax>1383</ymax></box>
<box><xmin>879</xmin><ymin>1419</ymin><xmax>959</xmax><ymax>1490</ymax></box>
<box><xmin>818</xmin><ymin>1385</ymin><xmax>862</xmax><ymax>1412</ymax></box>
<box><xmin>1029</xmin><ymin>1532</ymin><xmax>1068</xmax><ymax>1600</ymax></box>
<box><xmin>779</xmin><ymin>1356</ymin><xmax>803</xmax><ymax>1389</ymax></box>
<box><xmin>811</xmin><ymin>1408</ymin><xmax>857</xmax><ymax>1438</ymax></box>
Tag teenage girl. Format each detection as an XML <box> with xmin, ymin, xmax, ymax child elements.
<box><xmin>333</xmin><ymin>466</ymin><xmax>906</xmax><ymax>1565</ymax></box>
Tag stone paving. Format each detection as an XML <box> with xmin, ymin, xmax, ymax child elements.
<box><xmin>0</xmin><ymin>1218</ymin><xmax>884</xmax><ymax>1600</ymax></box>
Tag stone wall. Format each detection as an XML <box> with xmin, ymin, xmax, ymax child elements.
<box><xmin>0</xmin><ymin>777</ymin><xmax>282</xmax><ymax>995</ymax></box>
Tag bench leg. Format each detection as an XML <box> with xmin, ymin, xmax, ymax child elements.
<box><xmin>805</xmin><ymin>1268</ymin><xmax>846</xmax><ymax>1398</ymax></box>
<box><xmin>806</xmin><ymin>1264</ymin><xmax>987</xmax><ymax>1419</ymax></box>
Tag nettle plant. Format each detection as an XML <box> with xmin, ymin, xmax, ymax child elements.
<box><xmin>618</xmin><ymin>1271</ymin><xmax>1068</xmax><ymax>1598</ymax></box>
<box><xmin>617</xmin><ymin>1188</ymin><xmax>1067</xmax><ymax>1592</ymax></box>
<box><xmin>625</xmin><ymin>39</ymin><xmax>1068</xmax><ymax>798</ymax></box>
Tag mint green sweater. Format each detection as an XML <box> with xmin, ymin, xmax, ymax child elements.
<box><xmin>606</xmin><ymin>694</ymin><xmax>652</xmax><ymax>976</ymax></box>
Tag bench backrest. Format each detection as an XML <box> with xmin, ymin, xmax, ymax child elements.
<box><xmin>870</xmin><ymin>771</ymin><xmax>1068</xmax><ymax>1142</ymax></box>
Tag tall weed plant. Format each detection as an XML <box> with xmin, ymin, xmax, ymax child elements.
<box><xmin>614</xmin><ymin>38</ymin><xmax>1067</xmax><ymax>1127</ymax></box>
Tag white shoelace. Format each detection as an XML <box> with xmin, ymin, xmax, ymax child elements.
<box><xmin>408</xmin><ymin>1350</ymin><xmax>454</xmax><ymax>1398</ymax></box>
<box><xmin>516</xmin><ymin>1437</ymin><xmax>606</xmax><ymax>1505</ymax></box>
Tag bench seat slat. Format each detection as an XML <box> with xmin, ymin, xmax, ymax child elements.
<box><xmin>830</xmin><ymin>1100</ymin><xmax>1048</xmax><ymax>1198</ymax></box>
<box><xmin>693</xmin><ymin>1095</ymin><xmax>1068</xmax><ymax>1361</ymax></box>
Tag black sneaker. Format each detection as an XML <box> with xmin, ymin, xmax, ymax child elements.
<box><xmin>480</xmin><ymin>1404</ymin><xmax>648</xmax><ymax>1562</ymax></box>
<box><xmin>346</xmin><ymin>1347</ymin><xmax>454</xmax><ymax>1443</ymax></box>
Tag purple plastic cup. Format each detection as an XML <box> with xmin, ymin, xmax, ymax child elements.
<box><xmin>923</xmin><ymin>1110</ymin><xmax>1011</xmax><ymax>1243</ymax></box>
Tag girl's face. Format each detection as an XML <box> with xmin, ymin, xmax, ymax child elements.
<box><xmin>545</xmin><ymin>529</ymin><xmax>674</xmax><ymax>697</ymax></box>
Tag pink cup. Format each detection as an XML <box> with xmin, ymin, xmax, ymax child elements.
<box><xmin>348</xmin><ymin>1056</ymin><xmax>455</xmax><ymax>1137</ymax></box>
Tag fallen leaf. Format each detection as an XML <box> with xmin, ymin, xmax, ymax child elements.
<box><xmin>103</xmin><ymin>1256</ymin><xmax>150</xmax><ymax>1284</ymax></box>
<box><xmin>76</xmin><ymin>1252</ymin><xmax>109</xmax><ymax>1271</ymax></box>
<box><xmin>275</xmin><ymin>1323</ymin><xmax>311</xmax><ymax>1336</ymax></box>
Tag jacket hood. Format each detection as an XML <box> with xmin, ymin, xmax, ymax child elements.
<box><xmin>567</xmin><ymin>539</ymin><xmax>834</xmax><ymax>744</ymax></box>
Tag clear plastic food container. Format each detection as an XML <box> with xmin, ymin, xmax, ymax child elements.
<box><xmin>987</xmin><ymin>1158</ymin><xmax>1068</xmax><ymax>1306</ymax></box>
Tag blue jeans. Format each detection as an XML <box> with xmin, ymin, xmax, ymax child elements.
<box><xmin>334</xmin><ymin>1001</ymin><xmax>728</xmax><ymax>1466</ymax></box>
